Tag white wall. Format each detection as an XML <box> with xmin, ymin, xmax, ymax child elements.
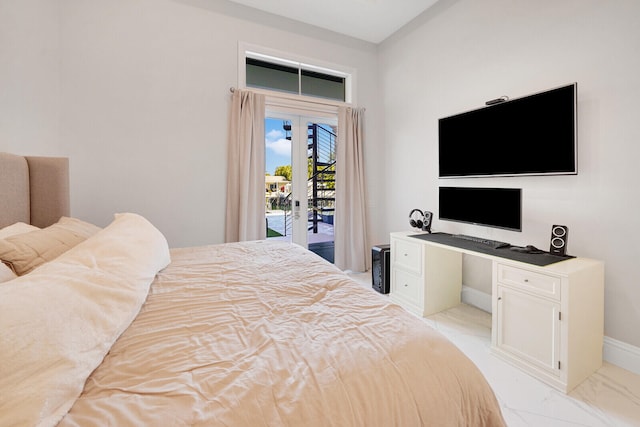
<box><xmin>0</xmin><ymin>0</ymin><xmax>60</xmax><ymax>152</ymax></box>
<box><xmin>1</xmin><ymin>0</ymin><xmax>385</xmax><ymax>250</ymax></box>
<box><xmin>379</xmin><ymin>0</ymin><xmax>640</xmax><ymax>348</ymax></box>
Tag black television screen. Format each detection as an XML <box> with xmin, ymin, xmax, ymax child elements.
<box><xmin>439</xmin><ymin>83</ymin><xmax>577</xmax><ymax>178</ymax></box>
<box><xmin>439</xmin><ymin>187</ymin><xmax>522</xmax><ymax>231</ymax></box>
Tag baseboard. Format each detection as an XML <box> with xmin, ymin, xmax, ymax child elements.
<box><xmin>603</xmin><ymin>336</ymin><xmax>640</xmax><ymax>375</ymax></box>
<box><xmin>461</xmin><ymin>285</ymin><xmax>492</xmax><ymax>314</ymax></box>
<box><xmin>461</xmin><ymin>286</ymin><xmax>640</xmax><ymax>375</ymax></box>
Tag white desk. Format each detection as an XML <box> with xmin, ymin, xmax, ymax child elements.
<box><xmin>389</xmin><ymin>231</ymin><xmax>604</xmax><ymax>393</ymax></box>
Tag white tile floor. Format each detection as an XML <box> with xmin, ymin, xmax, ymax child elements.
<box><xmin>348</xmin><ymin>272</ymin><xmax>640</xmax><ymax>427</ymax></box>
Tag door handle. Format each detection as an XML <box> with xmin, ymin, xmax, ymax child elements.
<box><xmin>294</xmin><ymin>200</ymin><xmax>300</xmax><ymax>220</ymax></box>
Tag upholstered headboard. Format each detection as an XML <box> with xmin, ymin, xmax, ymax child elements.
<box><xmin>0</xmin><ymin>152</ymin><xmax>70</xmax><ymax>228</ymax></box>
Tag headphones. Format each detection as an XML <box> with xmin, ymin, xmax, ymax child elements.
<box><xmin>409</xmin><ymin>209</ymin><xmax>433</xmax><ymax>233</ymax></box>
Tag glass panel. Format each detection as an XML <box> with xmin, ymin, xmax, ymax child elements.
<box><xmin>307</xmin><ymin>121</ymin><xmax>336</xmax><ymax>263</ymax></box>
<box><xmin>265</xmin><ymin>117</ymin><xmax>293</xmax><ymax>241</ymax></box>
<box><xmin>264</xmin><ymin>115</ymin><xmax>337</xmax><ymax>264</ymax></box>
<box><xmin>301</xmin><ymin>70</ymin><xmax>345</xmax><ymax>101</ymax></box>
<box><xmin>246</xmin><ymin>58</ymin><xmax>298</xmax><ymax>94</ymax></box>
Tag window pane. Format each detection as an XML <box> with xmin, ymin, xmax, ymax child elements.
<box><xmin>246</xmin><ymin>58</ymin><xmax>298</xmax><ymax>94</ymax></box>
<box><xmin>301</xmin><ymin>70</ymin><xmax>345</xmax><ymax>101</ymax></box>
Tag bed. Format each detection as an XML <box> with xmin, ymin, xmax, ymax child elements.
<box><xmin>0</xmin><ymin>152</ymin><xmax>505</xmax><ymax>427</ymax></box>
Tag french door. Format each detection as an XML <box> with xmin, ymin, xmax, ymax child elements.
<box><xmin>264</xmin><ymin>112</ymin><xmax>337</xmax><ymax>262</ymax></box>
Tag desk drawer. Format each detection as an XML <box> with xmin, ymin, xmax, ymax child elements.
<box><xmin>497</xmin><ymin>264</ymin><xmax>561</xmax><ymax>300</ymax></box>
<box><xmin>393</xmin><ymin>238</ymin><xmax>422</xmax><ymax>274</ymax></box>
<box><xmin>393</xmin><ymin>268</ymin><xmax>422</xmax><ymax>303</ymax></box>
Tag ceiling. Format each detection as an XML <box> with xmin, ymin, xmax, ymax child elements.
<box><xmin>226</xmin><ymin>0</ymin><xmax>440</xmax><ymax>44</ymax></box>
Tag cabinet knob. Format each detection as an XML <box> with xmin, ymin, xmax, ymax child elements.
<box><xmin>524</xmin><ymin>279</ymin><xmax>529</xmax><ymax>283</ymax></box>
<box><xmin>404</xmin><ymin>283</ymin><xmax>408</xmax><ymax>287</ymax></box>
<box><xmin>498</xmin><ymin>297</ymin><xmax>502</xmax><ymax>301</ymax></box>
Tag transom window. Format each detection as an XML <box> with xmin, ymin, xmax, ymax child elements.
<box><xmin>243</xmin><ymin>50</ymin><xmax>351</xmax><ymax>103</ymax></box>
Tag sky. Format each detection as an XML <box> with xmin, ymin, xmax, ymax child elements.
<box><xmin>265</xmin><ymin>117</ymin><xmax>291</xmax><ymax>175</ymax></box>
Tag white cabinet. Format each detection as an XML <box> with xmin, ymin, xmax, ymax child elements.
<box><xmin>390</xmin><ymin>233</ymin><xmax>462</xmax><ymax>317</ymax></box>
<box><xmin>389</xmin><ymin>231</ymin><xmax>604</xmax><ymax>393</ymax></box>
<box><xmin>494</xmin><ymin>277</ymin><xmax>561</xmax><ymax>376</ymax></box>
<box><xmin>492</xmin><ymin>260</ymin><xmax>604</xmax><ymax>393</ymax></box>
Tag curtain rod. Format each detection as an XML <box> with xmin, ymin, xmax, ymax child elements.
<box><xmin>228</xmin><ymin>86</ymin><xmax>363</xmax><ymax>111</ymax></box>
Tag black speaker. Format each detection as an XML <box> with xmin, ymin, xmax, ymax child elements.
<box><xmin>550</xmin><ymin>225</ymin><xmax>569</xmax><ymax>256</ymax></box>
<box><xmin>372</xmin><ymin>244</ymin><xmax>391</xmax><ymax>294</ymax></box>
<box><xmin>422</xmin><ymin>211</ymin><xmax>433</xmax><ymax>233</ymax></box>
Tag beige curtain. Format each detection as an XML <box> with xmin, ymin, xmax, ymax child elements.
<box><xmin>335</xmin><ymin>106</ymin><xmax>369</xmax><ymax>272</ymax></box>
<box><xmin>225</xmin><ymin>90</ymin><xmax>266</xmax><ymax>243</ymax></box>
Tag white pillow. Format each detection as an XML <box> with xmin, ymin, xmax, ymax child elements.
<box><xmin>0</xmin><ymin>263</ymin><xmax>17</xmax><ymax>283</ymax></box>
<box><xmin>0</xmin><ymin>222</ymin><xmax>39</xmax><ymax>239</ymax></box>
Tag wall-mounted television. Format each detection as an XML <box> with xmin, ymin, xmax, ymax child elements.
<box><xmin>439</xmin><ymin>83</ymin><xmax>577</xmax><ymax>178</ymax></box>
<box><xmin>439</xmin><ymin>187</ymin><xmax>522</xmax><ymax>231</ymax></box>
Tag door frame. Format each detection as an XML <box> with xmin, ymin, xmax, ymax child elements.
<box><xmin>265</xmin><ymin>106</ymin><xmax>338</xmax><ymax>249</ymax></box>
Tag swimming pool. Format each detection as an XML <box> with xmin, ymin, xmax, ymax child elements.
<box><xmin>266</xmin><ymin>213</ymin><xmax>287</xmax><ymax>236</ymax></box>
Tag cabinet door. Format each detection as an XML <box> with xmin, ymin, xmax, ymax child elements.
<box><xmin>496</xmin><ymin>286</ymin><xmax>561</xmax><ymax>376</ymax></box>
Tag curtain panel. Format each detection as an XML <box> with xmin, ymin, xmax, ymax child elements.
<box><xmin>335</xmin><ymin>107</ymin><xmax>369</xmax><ymax>272</ymax></box>
<box><xmin>225</xmin><ymin>90</ymin><xmax>266</xmax><ymax>243</ymax></box>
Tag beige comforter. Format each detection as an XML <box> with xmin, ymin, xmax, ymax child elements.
<box><xmin>58</xmin><ymin>240</ymin><xmax>504</xmax><ymax>426</ymax></box>
<box><xmin>0</xmin><ymin>213</ymin><xmax>171</xmax><ymax>427</ymax></box>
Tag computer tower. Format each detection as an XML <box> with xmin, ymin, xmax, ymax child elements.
<box><xmin>372</xmin><ymin>244</ymin><xmax>391</xmax><ymax>294</ymax></box>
